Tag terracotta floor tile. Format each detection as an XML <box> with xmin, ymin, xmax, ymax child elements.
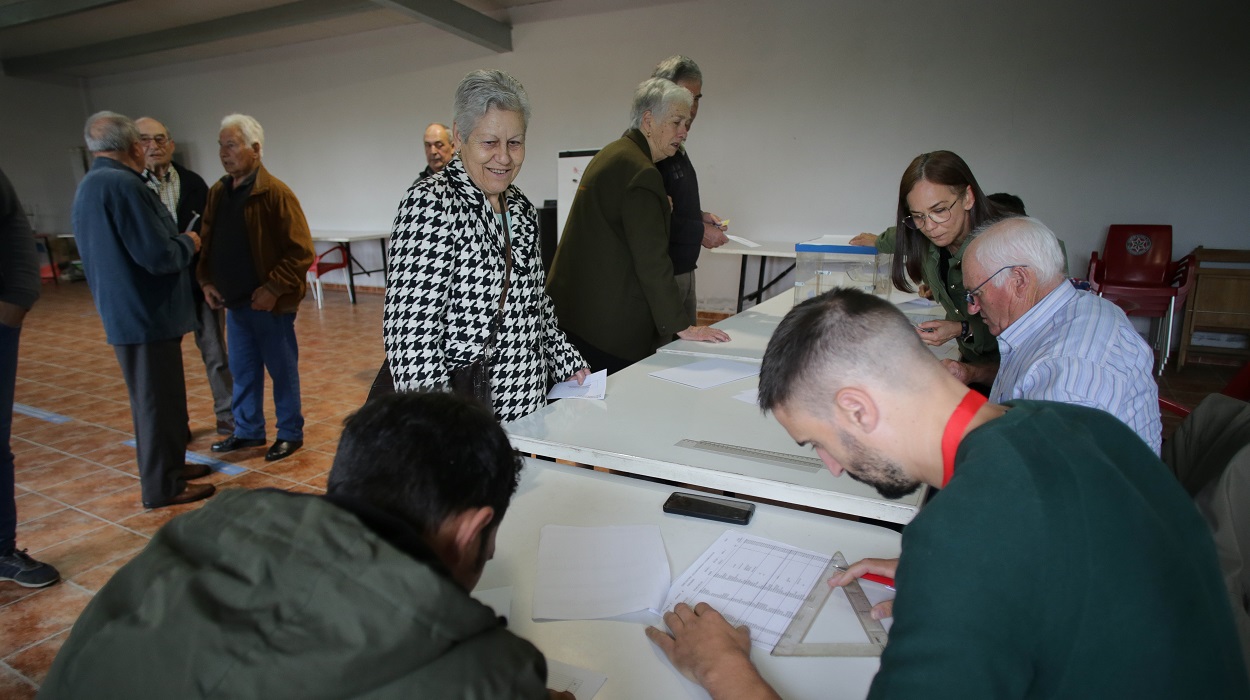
<box><xmin>8</xmin><ymin>438</ymin><xmax>41</xmax><ymax>455</ymax></box>
<box><xmin>39</xmin><ymin>470</ymin><xmax>137</xmax><ymax>507</ymax></box>
<box><xmin>256</xmin><ymin>449</ymin><xmax>334</xmax><ymax>482</ymax></box>
<box><xmin>12</xmin><ymin>446</ymin><xmax>73</xmax><ymax>472</ymax></box>
<box><xmin>0</xmin><ymin>583</ymin><xmax>42</xmax><ymax>608</ymax></box>
<box><xmin>75</xmin><ymin>485</ymin><xmax>148</xmax><ymax>524</ymax></box>
<box><xmin>4</xmin><ymin>629</ymin><xmax>69</xmax><ymax>686</ymax></box>
<box><xmin>217</xmin><ymin>471</ymin><xmax>302</xmax><ymax>493</ymax></box>
<box><xmin>0</xmin><ymin>667</ymin><xmax>37</xmax><ymax>700</ymax></box>
<box><xmin>15</xmin><ymin>510</ymin><xmax>108</xmax><ymax>553</ymax></box>
<box><xmin>302</xmin><ymin>471</ymin><xmax>330</xmax><ymax>490</ymax></box>
<box><xmin>42</xmin><ymin>428</ymin><xmax>130</xmax><ymax>457</ymax></box>
<box><xmin>116</xmin><ymin>498</ymin><xmax>209</xmax><ymax>538</ymax></box>
<box><xmin>69</xmin><ymin>551</ymin><xmax>140</xmax><ymax>594</ymax></box>
<box><xmin>20</xmin><ymin>422</ymin><xmax>109</xmax><ymax>449</ymax></box>
<box><xmin>31</xmin><ymin>525</ymin><xmax>147</xmax><ymax>580</ymax></box>
<box><xmin>15</xmin><ymin>458</ymin><xmax>103</xmax><ymax>492</ymax></box>
<box><xmin>0</xmin><ymin>584</ymin><xmax>93</xmax><ymax>658</ymax></box>
<box><xmin>15</xmin><ymin>493</ymin><xmax>65</xmax><ymax>525</ymax></box>
<box><xmin>77</xmin><ymin>442</ymin><xmax>137</xmax><ymax>469</ymax></box>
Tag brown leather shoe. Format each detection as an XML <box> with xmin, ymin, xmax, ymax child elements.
<box><xmin>182</xmin><ymin>463</ymin><xmax>212</xmax><ymax>480</ymax></box>
<box><xmin>143</xmin><ymin>483</ymin><xmax>216</xmax><ymax>509</ymax></box>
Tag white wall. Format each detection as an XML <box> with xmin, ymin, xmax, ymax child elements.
<box><xmin>29</xmin><ymin>0</ymin><xmax>1250</xmax><ymax>311</ymax></box>
<box><xmin>0</xmin><ymin>75</ymin><xmax>89</xmax><ymax>234</ymax></box>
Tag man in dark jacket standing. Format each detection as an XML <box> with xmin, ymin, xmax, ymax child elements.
<box><xmin>41</xmin><ymin>392</ymin><xmax>574</xmax><ymax>700</ymax></box>
<box><xmin>0</xmin><ymin>167</ymin><xmax>60</xmax><ymax>586</ymax></box>
<box><xmin>71</xmin><ymin>111</ymin><xmax>215</xmax><ymax>509</ymax></box>
<box><xmin>200</xmin><ymin>113</ymin><xmax>314</xmax><ymax>462</ymax></box>
<box><xmin>136</xmin><ymin>116</ymin><xmax>234</xmax><ymax>436</ymax></box>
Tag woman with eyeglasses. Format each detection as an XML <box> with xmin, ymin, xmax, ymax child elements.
<box><xmin>850</xmin><ymin>151</ymin><xmax>1000</xmax><ymax>364</ymax></box>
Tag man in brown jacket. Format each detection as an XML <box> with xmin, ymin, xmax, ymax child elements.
<box><xmin>199</xmin><ymin>114</ymin><xmax>313</xmax><ymax>462</ymax></box>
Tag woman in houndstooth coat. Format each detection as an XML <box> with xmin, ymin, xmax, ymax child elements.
<box><xmin>383</xmin><ymin>70</ymin><xmax>587</xmax><ymax>422</ymax></box>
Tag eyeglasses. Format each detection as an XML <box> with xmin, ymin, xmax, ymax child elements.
<box><xmin>903</xmin><ymin>191</ymin><xmax>963</xmax><ymax>230</ymax></box>
<box><xmin>139</xmin><ymin>135</ymin><xmax>169</xmax><ymax>146</ymax></box>
<box><xmin>964</xmin><ymin>265</ymin><xmax>1028</xmax><ymax>306</ymax></box>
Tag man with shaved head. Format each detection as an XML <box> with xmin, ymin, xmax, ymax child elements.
<box><xmin>646</xmin><ymin>289</ymin><xmax>1247</xmax><ymax>698</ymax></box>
<box><xmin>136</xmin><ymin>116</ymin><xmax>233</xmax><ymax>437</ymax></box>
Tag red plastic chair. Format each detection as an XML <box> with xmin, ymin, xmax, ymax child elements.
<box><xmin>1088</xmin><ymin>225</ymin><xmax>1194</xmax><ymax>376</ymax></box>
<box><xmin>307</xmin><ymin>245</ymin><xmax>350</xmax><ymax>308</ymax></box>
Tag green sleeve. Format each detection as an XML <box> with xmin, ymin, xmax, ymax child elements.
<box><xmin>874</xmin><ymin>226</ymin><xmax>897</xmax><ymax>254</ymax></box>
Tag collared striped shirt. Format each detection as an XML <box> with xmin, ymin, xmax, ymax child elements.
<box><xmin>990</xmin><ymin>281</ymin><xmax>1162</xmax><ymax>454</ymax></box>
<box><xmin>143</xmin><ymin>167</ymin><xmax>181</xmax><ymax>223</ymax></box>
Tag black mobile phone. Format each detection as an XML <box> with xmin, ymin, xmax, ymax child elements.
<box><xmin>663</xmin><ymin>492</ymin><xmax>755</xmax><ymax>525</ymax></box>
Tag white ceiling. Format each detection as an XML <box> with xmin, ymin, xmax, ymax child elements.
<box><xmin>0</xmin><ymin>0</ymin><xmax>554</xmax><ymax>77</ymax></box>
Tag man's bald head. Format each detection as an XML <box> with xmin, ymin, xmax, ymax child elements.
<box><xmin>423</xmin><ymin>123</ymin><xmax>454</xmax><ymax>172</ymax></box>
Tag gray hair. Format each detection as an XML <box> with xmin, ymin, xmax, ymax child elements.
<box><xmin>652</xmin><ymin>55</ymin><xmax>702</xmax><ymax>85</ymax></box>
<box><xmin>968</xmin><ymin>216</ymin><xmax>1066</xmax><ymax>288</ymax></box>
<box><xmin>758</xmin><ymin>289</ymin><xmax>937</xmax><ymax>416</ymax></box>
<box><xmin>83</xmin><ymin>111</ymin><xmax>139</xmax><ymax>153</ymax></box>
<box><xmin>453</xmin><ymin>70</ymin><xmax>531</xmax><ymax>139</ymax></box>
<box><xmin>629</xmin><ymin>78</ymin><xmax>693</xmax><ymax>131</ymax></box>
<box><xmin>220</xmin><ymin>114</ymin><xmax>265</xmax><ymax>155</ymax></box>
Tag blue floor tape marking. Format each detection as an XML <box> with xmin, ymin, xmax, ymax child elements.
<box><xmin>121</xmin><ymin>440</ymin><xmax>246</xmax><ymax>476</ymax></box>
<box><xmin>13</xmin><ymin>403</ymin><xmax>72</xmax><ymax>424</ymax></box>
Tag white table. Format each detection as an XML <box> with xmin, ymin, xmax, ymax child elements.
<box><xmin>657</xmin><ymin>289</ymin><xmax>958</xmax><ymax>364</ymax></box>
<box><xmin>310</xmin><ymin>230</ymin><xmax>389</xmax><ymax>303</ymax></box>
<box><xmin>505</xmin><ymin>352</ymin><xmax>926</xmax><ymax>523</ymax></box>
<box><xmin>706</xmin><ymin>240</ymin><xmax>798</xmax><ymax>312</ymax></box>
<box><xmin>483</xmin><ymin>458</ymin><xmax>901</xmax><ymax>700</ymax></box>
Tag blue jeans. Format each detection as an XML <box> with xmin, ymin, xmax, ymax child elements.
<box><xmin>1</xmin><ymin>322</ymin><xmax>20</xmax><ymax>553</ymax></box>
<box><xmin>226</xmin><ymin>308</ymin><xmax>303</xmax><ymax>442</ymax></box>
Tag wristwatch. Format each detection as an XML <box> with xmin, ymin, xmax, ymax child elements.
<box><xmin>960</xmin><ymin>320</ymin><xmax>972</xmax><ymax>342</ymax></box>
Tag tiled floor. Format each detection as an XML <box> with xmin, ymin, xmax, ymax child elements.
<box><xmin>0</xmin><ymin>283</ymin><xmax>1240</xmax><ymax>695</ymax></box>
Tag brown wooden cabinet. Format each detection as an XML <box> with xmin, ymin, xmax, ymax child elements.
<box><xmin>1178</xmin><ymin>247</ymin><xmax>1250</xmax><ymax>367</ymax></box>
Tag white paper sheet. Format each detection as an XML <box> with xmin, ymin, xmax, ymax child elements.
<box><xmin>661</xmin><ymin>531</ymin><xmax>831</xmax><ymax>651</ymax></box>
<box><xmin>732</xmin><ymin>388</ymin><xmax>758</xmax><ymax>405</ymax></box>
<box><xmin>897</xmin><ymin>297</ymin><xmax>939</xmax><ymax>308</ymax></box>
<box><xmin>547</xmin><ymin>369</ymin><xmax>607</xmax><ymax>400</ymax></box>
<box><xmin>725</xmin><ymin>234</ymin><xmax>760</xmax><ymax>248</ymax></box>
<box><xmin>533</xmin><ymin>525</ymin><xmax>671</xmax><ymax>620</ymax></box>
<box><xmin>649</xmin><ymin>359</ymin><xmax>760</xmax><ymax>390</ymax></box>
<box><xmin>546</xmin><ymin>659</ymin><xmax>608</xmax><ymax>699</ymax></box>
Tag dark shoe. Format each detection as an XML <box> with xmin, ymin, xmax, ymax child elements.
<box><xmin>0</xmin><ymin>549</ymin><xmax>60</xmax><ymax>588</ymax></box>
<box><xmin>144</xmin><ymin>482</ymin><xmax>216</xmax><ymax>509</ymax></box>
<box><xmin>215</xmin><ymin>419</ymin><xmax>235</xmax><ymax>436</ymax></box>
<box><xmin>211</xmin><ymin>435</ymin><xmax>266</xmax><ymax>453</ymax></box>
<box><xmin>182</xmin><ymin>463</ymin><xmax>212</xmax><ymax>480</ymax></box>
<box><xmin>265</xmin><ymin>439</ymin><xmax>303</xmax><ymax>462</ymax></box>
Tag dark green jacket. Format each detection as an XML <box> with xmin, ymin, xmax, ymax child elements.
<box><xmin>547</xmin><ymin>129</ymin><xmax>687</xmax><ymax>362</ymax></box>
<box><xmin>870</xmin><ymin>401</ymin><xmax>1249</xmax><ymax>699</ymax></box>
<box><xmin>40</xmin><ymin>489</ymin><xmax>550</xmax><ymax>699</ymax></box>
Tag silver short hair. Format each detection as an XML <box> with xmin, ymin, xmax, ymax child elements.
<box><xmin>453</xmin><ymin>70</ymin><xmax>530</xmax><ymax>139</ymax></box>
<box><xmin>652</xmin><ymin>55</ymin><xmax>702</xmax><ymax>85</ymax></box>
<box><xmin>968</xmin><ymin>216</ymin><xmax>1067</xmax><ymax>287</ymax></box>
<box><xmin>629</xmin><ymin>78</ymin><xmax>693</xmax><ymax>131</ymax></box>
<box><xmin>83</xmin><ymin>111</ymin><xmax>139</xmax><ymax>153</ymax></box>
<box><xmin>220</xmin><ymin>114</ymin><xmax>265</xmax><ymax>155</ymax></box>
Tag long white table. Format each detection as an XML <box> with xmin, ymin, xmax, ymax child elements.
<box><xmin>657</xmin><ymin>288</ymin><xmax>956</xmax><ymax>364</ymax></box>
<box><xmin>310</xmin><ymin>230</ymin><xmax>389</xmax><ymax>303</ymax></box>
<box><xmin>505</xmin><ymin>351</ymin><xmax>925</xmax><ymax>523</ymax></box>
<box><xmin>483</xmin><ymin>458</ymin><xmax>902</xmax><ymax>700</ymax></box>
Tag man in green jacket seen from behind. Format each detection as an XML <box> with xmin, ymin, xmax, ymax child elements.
<box><xmin>41</xmin><ymin>392</ymin><xmax>573</xmax><ymax>699</ymax></box>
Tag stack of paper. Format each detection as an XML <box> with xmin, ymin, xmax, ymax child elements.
<box><xmin>649</xmin><ymin>359</ymin><xmax>759</xmax><ymax>390</ymax></box>
<box><xmin>532</xmin><ymin>525</ymin><xmax>671</xmax><ymax>620</ymax></box>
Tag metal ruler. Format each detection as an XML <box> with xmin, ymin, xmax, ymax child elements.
<box><xmin>675</xmin><ymin>439</ymin><xmax>823</xmax><ymax>472</ymax></box>
<box><xmin>771</xmin><ymin>551</ymin><xmax>889</xmax><ymax>657</ymax></box>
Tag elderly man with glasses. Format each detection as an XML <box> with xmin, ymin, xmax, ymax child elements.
<box><xmin>945</xmin><ymin>216</ymin><xmax>1162</xmax><ymax>453</ymax></box>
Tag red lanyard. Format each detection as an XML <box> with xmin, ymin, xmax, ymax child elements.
<box><xmin>941</xmin><ymin>390</ymin><xmax>987</xmax><ymax>487</ymax></box>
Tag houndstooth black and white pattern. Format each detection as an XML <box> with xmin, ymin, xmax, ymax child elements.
<box><xmin>383</xmin><ymin>157</ymin><xmax>585</xmax><ymax>422</ymax></box>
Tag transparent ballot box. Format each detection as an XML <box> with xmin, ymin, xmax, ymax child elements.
<box><xmin>794</xmin><ymin>234</ymin><xmax>890</xmax><ymax>303</ymax></box>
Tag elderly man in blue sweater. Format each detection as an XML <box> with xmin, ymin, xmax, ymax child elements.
<box><xmin>71</xmin><ymin>111</ymin><xmax>215</xmax><ymax>509</ymax></box>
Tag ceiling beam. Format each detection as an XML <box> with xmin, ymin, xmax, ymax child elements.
<box><xmin>0</xmin><ymin>0</ymin><xmax>126</xmax><ymax>30</ymax></box>
<box><xmin>2</xmin><ymin>0</ymin><xmax>377</xmax><ymax>77</ymax></box>
<box><xmin>371</xmin><ymin>0</ymin><xmax>511</xmax><ymax>53</ymax></box>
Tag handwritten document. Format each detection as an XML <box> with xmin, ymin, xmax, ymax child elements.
<box><xmin>662</xmin><ymin>531</ymin><xmax>830</xmax><ymax>651</ymax></box>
